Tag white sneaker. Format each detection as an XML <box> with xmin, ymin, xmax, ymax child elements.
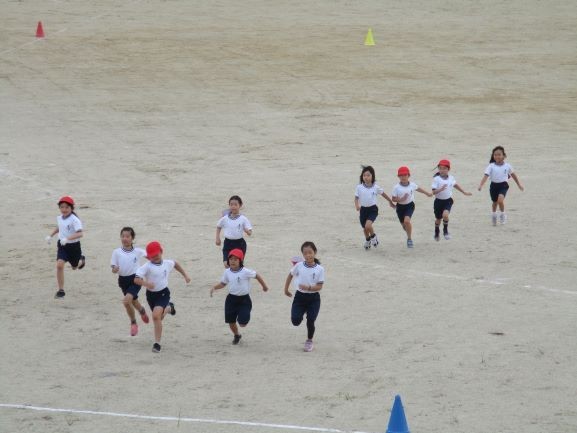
<box><xmin>371</xmin><ymin>235</ymin><xmax>379</xmax><ymax>247</ymax></box>
<box><xmin>492</xmin><ymin>214</ymin><xmax>497</xmax><ymax>226</ymax></box>
<box><xmin>364</xmin><ymin>240</ymin><xmax>371</xmax><ymax>250</ymax></box>
<box><xmin>443</xmin><ymin>232</ymin><xmax>451</xmax><ymax>240</ymax></box>
<box><xmin>304</xmin><ymin>339</ymin><xmax>314</xmax><ymax>352</ymax></box>
<box><xmin>500</xmin><ymin>213</ymin><xmax>507</xmax><ymax>224</ymax></box>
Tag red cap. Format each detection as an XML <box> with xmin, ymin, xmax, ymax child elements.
<box><xmin>397</xmin><ymin>166</ymin><xmax>410</xmax><ymax>176</ymax></box>
<box><xmin>146</xmin><ymin>241</ymin><xmax>163</xmax><ymax>258</ymax></box>
<box><xmin>58</xmin><ymin>196</ymin><xmax>75</xmax><ymax>206</ymax></box>
<box><xmin>438</xmin><ymin>159</ymin><xmax>451</xmax><ymax>169</ymax></box>
<box><xmin>228</xmin><ymin>249</ymin><xmax>244</xmax><ymax>261</ymax></box>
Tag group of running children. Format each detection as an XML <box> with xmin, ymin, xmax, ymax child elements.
<box><xmin>45</xmin><ymin>145</ymin><xmax>523</xmax><ymax>354</ymax></box>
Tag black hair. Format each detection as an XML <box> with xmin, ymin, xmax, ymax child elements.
<box><xmin>359</xmin><ymin>165</ymin><xmax>376</xmax><ymax>184</ymax></box>
<box><xmin>120</xmin><ymin>227</ymin><xmax>136</xmax><ymax>239</ymax></box>
<box><xmin>489</xmin><ymin>146</ymin><xmax>506</xmax><ymax>163</ymax></box>
<box><xmin>229</xmin><ymin>195</ymin><xmax>243</xmax><ymax>206</ymax></box>
<box><xmin>301</xmin><ymin>241</ymin><xmax>320</xmax><ymax>264</ymax></box>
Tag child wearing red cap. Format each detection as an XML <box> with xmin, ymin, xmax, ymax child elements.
<box><xmin>284</xmin><ymin>241</ymin><xmax>325</xmax><ymax>352</ymax></box>
<box><xmin>45</xmin><ymin>196</ymin><xmax>86</xmax><ymax>298</ymax></box>
<box><xmin>134</xmin><ymin>241</ymin><xmax>191</xmax><ymax>353</ymax></box>
<box><xmin>478</xmin><ymin>146</ymin><xmax>524</xmax><ymax>225</ymax></box>
<box><xmin>354</xmin><ymin>165</ymin><xmax>396</xmax><ymax>250</ymax></box>
<box><xmin>110</xmin><ymin>227</ymin><xmax>149</xmax><ymax>337</ymax></box>
<box><xmin>216</xmin><ymin>195</ymin><xmax>253</xmax><ymax>268</ymax></box>
<box><xmin>210</xmin><ymin>249</ymin><xmax>269</xmax><ymax>345</ymax></box>
<box><xmin>391</xmin><ymin>167</ymin><xmax>433</xmax><ymax>248</ymax></box>
<box><xmin>432</xmin><ymin>160</ymin><xmax>472</xmax><ymax>241</ymax></box>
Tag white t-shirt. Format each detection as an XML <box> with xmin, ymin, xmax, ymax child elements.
<box><xmin>355</xmin><ymin>183</ymin><xmax>384</xmax><ymax>207</ymax></box>
<box><xmin>135</xmin><ymin>260</ymin><xmax>175</xmax><ymax>292</ymax></box>
<box><xmin>217</xmin><ymin>214</ymin><xmax>252</xmax><ymax>240</ymax></box>
<box><xmin>111</xmin><ymin>247</ymin><xmax>147</xmax><ymax>277</ymax></box>
<box><xmin>291</xmin><ymin>262</ymin><xmax>325</xmax><ymax>294</ymax></box>
<box><xmin>57</xmin><ymin>214</ymin><xmax>83</xmax><ymax>243</ymax></box>
<box><xmin>220</xmin><ymin>267</ymin><xmax>257</xmax><ymax>296</ymax></box>
<box><xmin>392</xmin><ymin>182</ymin><xmax>418</xmax><ymax>205</ymax></box>
<box><xmin>432</xmin><ymin>175</ymin><xmax>456</xmax><ymax>200</ymax></box>
<box><xmin>484</xmin><ymin>162</ymin><xmax>514</xmax><ymax>183</ymax></box>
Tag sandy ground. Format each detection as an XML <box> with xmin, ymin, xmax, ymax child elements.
<box><xmin>1</xmin><ymin>1</ymin><xmax>576</xmax><ymax>432</ymax></box>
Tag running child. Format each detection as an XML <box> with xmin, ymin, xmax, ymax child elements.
<box><xmin>478</xmin><ymin>146</ymin><xmax>524</xmax><ymax>225</ymax></box>
<box><xmin>216</xmin><ymin>195</ymin><xmax>253</xmax><ymax>268</ymax></box>
<box><xmin>45</xmin><ymin>196</ymin><xmax>86</xmax><ymax>298</ymax></box>
<box><xmin>110</xmin><ymin>227</ymin><xmax>150</xmax><ymax>336</ymax></box>
<box><xmin>284</xmin><ymin>241</ymin><xmax>324</xmax><ymax>353</ymax></box>
<box><xmin>210</xmin><ymin>249</ymin><xmax>269</xmax><ymax>345</ymax></box>
<box><xmin>134</xmin><ymin>241</ymin><xmax>191</xmax><ymax>353</ymax></box>
<box><xmin>391</xmin><ymin>166</ymin><xmax>433</xmax><ymax>248</ymax></box>
<box><xmin>431</xmin><ymin>159</ymin><xmax>472</xmax><ymax>241</ymax></box>
<box><xmin>354</xmin><ymin>165</ymin><xmax>396</xmax><ymax>250</ymax></box>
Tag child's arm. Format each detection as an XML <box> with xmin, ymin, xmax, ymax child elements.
<box><xmin>45</xmin><ymin>227</ymin><xmax>59</xmax><ymax>243</ymax></box>
<box><xmin>210</xmin><ymin>282</ymin><xmax>226</xmax><ymax>297</ymax></box>
<box><xmin>510</xmin><ymin>173</ymin><xmax>524</xmax><ymax>191</ymax></box>
<box><xmin>60</xmin><ymin>230</ymin><xmax>83</xmax><ymax>245</ymax></box>
<box><xmin>255</xmin><ymin>274</ymin><xmax>269</xmax><ymax>292</ymax></box>
<box><xmin>478</xmin><ymin>174</ymin><xmax>489</xmax><ymax>191</ymax></box>
<box><xmin>391</xmin><ymin>194</ymin><xmax>407</xmax><ymax>203</ymax></box>
<box><xmin>432</xmin><ymin>184</ymin><xmax>447</xmax><ymax>196</ymax></box>
<box><xmin>244</xmin><ymin>227</ymin><xmax>253</xmax><ymax>236</ymax></box>
<box><xmin>215</xmin><ymin>227</ymin><xmax>222</xmax><ymax>246</ymax></box>
<box><xmin>416</xmin><ymin>187</ymin><xmax>433</xmax><ymax>197</ymax></box>
<box><xmin>380</xmin><ymin>192</ymin><xmax>396</xmax><ymax>208</ymax></box>
<box><xmin>284</xmin><ymin>273</ymin><xmax>294</xmax><ymax>297</ymax></box>
<box><xmin>134</xmin><ymin>276</ymin><xmax>155</xmax><ymax>290</ymax></box>
<box><xmin>298</xmin><ymin>282</ymin><xmax>323</xmax><ymax>292</ymax></box>
<box><xmin>174</xmin><ymin>261</ymin><xmax>191</xmax><ymax>284</ymax></box>
<box><xmin>354</xmin><ymin>197</ymin><xmax>360</xmax><ymax>211</ymax></box>
<box><xmin>454</xmin><ymin>184</ymin><xmax>472</xmax><ymax>196</ymax></box>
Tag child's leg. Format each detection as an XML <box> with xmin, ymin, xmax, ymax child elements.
<box><xmin>364</xmin><ymin>220</ymin><xmax>374</xmax><ymax>237</ymax></box>
<box><xmin>491</xmin><ymin>201</ymin><xmax>498</xmax><ymax>212</ymax></box>
<box><xmin>56</xmin><ymin>259</ymin><xmax>65</xmax><ymax>290</ymax></box>
<box><xmin>229</xmin><ymin>322</ymin><xmax>239</xmax><ymax>334</ymax></box>
<box><xmin>403</xmin><ymin>217</ymin><xmax>412</xmax><ymax>239</ymax></box>
<box><xmin>152</xmin><ymin>306</ymin><xmax>164</xmax><ymax>343</ymax></box>
<box><xmin>442</xmin><ymin>210</ymin><xmax>450</xmax><ymax>231</ymax></box>
<box><xmin>291</xmin><ymin>294</ymin><xmax>306</xmax><ymax>327</ymax></box>
<box><xmin>123</xmin><ymin>293</ymin><xmax>136</xmax><ymax>322</ymax></box>
<box><xmin>132</xmin><ymin>298</ymin><xmax>144</xmax><ymax>314</ymax></box>
<box><xmin>497</xmin><ymin>194</ymin><xmax>506</xmax><ymax>212</ymax></box>
<box><xmin>305</xmin><ymin>296</ymin><xmax>321</xmax><ymax>340</ymax></box>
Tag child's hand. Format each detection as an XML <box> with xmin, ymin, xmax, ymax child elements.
<box><xmin>215</xmin><ymin>238</ymin><xmax>221</xmax><ymax>246</ymax></box>
<box><xmin>401</xmin><ymin>193</ymin><xmax>409</xmax><ymax>202</ymax></box>
<box><xmin>184</xmin><ymin>276</ymin><xmax>191</xmax><ymax>284</ymax></box>
<box><xmin>519</xmin><ymin>185</ymin><xmax>525</xmax><ymax>192</ymax></box>
<box><xmin>210</xmin><ymin>287</ymin><xmax>215</xmax><ymax>297</ymax></box>
<box><xmin>145</xmin><ymin>281</ymin><xmax>155</xmax><ymax>290</ymax></box>
<box><xmin>298</xmin><ymin>284</ymin><xmax>311</xmax><ymax>291</ymax></box>
<box><xmin>355</xmin><ymin>204</ymin><xmax>360</xmax><ymax>211</ymax></box>
<box><xmin>389</xmin><ymin>202</ymin><xmax>396</xmax><ymax>209</ymax></box>
<box><xmin>464</xmin><ymin>192</ymin><xmax>473</xmax><ymax>196</ymax></box>
<box><xmin>60</xmin><ymin>238</ymin><xmax>69</xmax><ymax>246</ymax></box>
<box><xmin>262</xmin><ymin>286</ymin><xmax>269</xmax><ymax>292</ymax></box>
<box><xmin>427</xmin><ymin>192</ymin><xmax>433</xmax><ymax>197</ymax></box>
<box><xmin>478</xmin><ymin>186</ymin><xmax>483</xmax><ymax>191</ymax></box>
<box><xmin>45</xmin><ymin>235</ymin><xmax>52</xmax><ymax>244</ymax></box>
<box><xmin>111</xmin><ymin>265</ymin><xmax>119</xmax><ymax>274</ymax></box>
<box><xmin>284</xmin><ymin>288</ymin><xmax>292</xmax><ymax>298</ymax></box>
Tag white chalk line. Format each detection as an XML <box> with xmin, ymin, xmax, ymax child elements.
<box><xmin>0</xmin><ymin>404</ymin><xmax>374</xmax><ymax>433</ymax></box>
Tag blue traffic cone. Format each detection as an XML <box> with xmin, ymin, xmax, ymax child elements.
<box><xmin>386</xmin><ymin>395</ymin><xmax>410</xmax><ymax>433</ymax></box>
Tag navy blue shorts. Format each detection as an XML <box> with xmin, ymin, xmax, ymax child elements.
<box><xmin>291</xmin><ymin>290</ymin><xmax>321</xmax><ymax>326</ymax></box>
<box><xmin>490</xmin><ymin>181</ymin><xmax>509</xmax><ymax>202</ymax></box>
<box><xmin>223</xmin><ymin>238</ymin><xmax>247</xmax><ymax>262</ymax></box>
<box><xmin>396</xmin><ymin>202</ymin><xmax>415</xmax><ymax>223</ymax></box>
<box><xmin>118</xmin><ymin>274</ymin><xmax>142</xmax><ymax>299</ymax></box>
<box><xmin>146</xmin><ymin>287</ymin><xmax>171</xmax><ymax>311</ymax></box>
<box><xmin>56</xmin><ymin>241</ymin><xmax>83</xmax><ymax>267</ymax></box>
<box><xmin>224</xmin><ymin>293</ymin><xmax>252</xmax><ymax>325</ymax></box>
<box><xmin>359</xmin><ymin>205</ymin><xmax>378</xmax><ymax>228</ymax></box>
<box><xmin>433</xmin><ymin>198</ymin><xmax>453</xmax><ymax>219</ymax></box>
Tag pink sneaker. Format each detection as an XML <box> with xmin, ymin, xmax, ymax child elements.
<box><xmin>304</xmin><ymin>339</ymin><xmax>314</xmax><ymax>352</ymax></box>
<box><xmin>130</xmin><ymin>323</ymin><xmax>138</xmax><ymax>336</ymax></box>
<box><xmin>140</xmin><ymin>309</ymin><xmax>149</xmax><ymax>324</ymax></box>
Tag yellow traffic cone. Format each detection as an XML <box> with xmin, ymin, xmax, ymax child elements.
<box><xmin>364</xmin><ymin>28</ymin><xmax>375</xmax><ymax>46</ymax></box>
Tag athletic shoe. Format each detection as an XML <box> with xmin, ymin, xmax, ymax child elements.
<box><xmin>371</xmin><ymin>235</ymin><xmax>379</xmax><ymax>247</ymax></box>
<box><xmin>444</xmin><ymin>232</ymin><xmax>451</xmax><ymax>240</ymax></box>
<box><xmin>130</xmin><ymin>323</ymin><xmax>138</xmax><ymax>337</ymax></box>
<box><xmin>407</xmin><ymin>239</ymin><xmax>414</xmax><ymax>248</ymax></box>
<box><xmin>304</xmin><ymin>339</ymin><xmax>314</xmax><ymax>352</ymax></box>
<box><xmin>168</xmin><ymin>302</ymin><xmax>176</xmax><ymax>316</ymax></box>
<box><xmin>363</xmin><ymin>240</ymin><xmax>371</xmax><ymax>250</ymax></box>
<box><xmin>500</xmin><ymin>213</ymin><xmax>507</xmax><ymax>224</ymax></box>
<box><xmin>152</xmin><ymin>343</ymin><xmax>161</xmax><ymax>353</ymax></box>
<box><xmin>54</xmin><ymin>289</ymin><xmax>65</xmax><ymax>299</ymax></box>
<box><xmin>434</xmin><ymin>232</ymin><xmax>440</xmax><ymax>242</ymax></box>
<box><xmin>233</xmin><ymin>334</ymin><xmax>242</xmax><ymax>345</ymax></box>
<box><xmin>140</xmin><ymin>309</ymin><xmax>149</xmax><ymax>324</ymax></box>
<box><xmin>492</xmin><ymin>215</ymin><xmax>497</xmax><ymax>226</ymax></box>
<box><xmin>78</xmin><ymin>255</ymin><xmax>86</xmax><ymax>270</ymax></box>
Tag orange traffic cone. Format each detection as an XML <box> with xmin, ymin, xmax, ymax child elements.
<box><xmin>36</xmin><ymin>21</ymin><xmax>45</xmax><ymax>38</ymax></box>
